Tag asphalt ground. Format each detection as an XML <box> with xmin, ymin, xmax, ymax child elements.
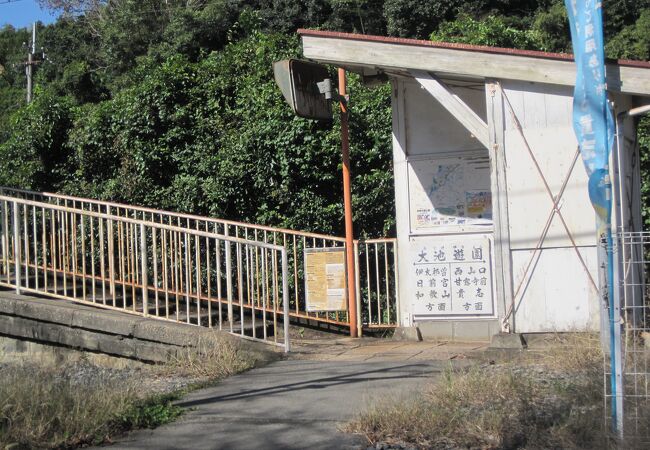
<box><xmin>108</xmin><ymin>339</ymin><xmax>486</xmax><ymax>450</ymax></box>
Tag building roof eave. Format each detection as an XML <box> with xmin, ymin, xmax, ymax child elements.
<box><xmin>298</xmin><ymin>29</ymin><xmax>650</xmax><ymax>97</ymax></box>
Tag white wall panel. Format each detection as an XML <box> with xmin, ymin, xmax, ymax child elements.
<box><xmin>502</xmin><ymin>81</ymin><xmax>597</xmax><ymax>249</ymax></box>
<box><xmin>403</xmin><ymin>80</ymin><xmax>486</xmax><ymax>156</ymax></box>
<box><xmin>511</xmin><ymin>246</ymin><xmax>600</xmax><ymax>332</ymax></box>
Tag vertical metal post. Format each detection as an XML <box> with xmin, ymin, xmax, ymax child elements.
<box><xmin>12</xmin><ymin>202</ymin><xmax>21</xmax><ymax>294</ymax></box>
<box><xmin>108</xmin><ymin>219</ymin><xmax>115</xmax><ymax>297</ymax></box>
<box><xmin>354</xmin><ymin>241</ymin><xmax>362</xmax><ymax>336</ymax></box>
<box><xmin>338</xmin><ymin>67</ymin><xmax>358</xmax><ymax>338</ymax></box>
<box><xmin>611</xmin><ymin>110</ymin><xmax>625</xmax><ymax>435</ymax></box>
<box><xmin>281</xmin><ymin>249</ymin><xmax>290</xmax><ymax>352</ymax></box>
<box><xmin>140</xmin><ymin>223</ymin><xmax>148</xmax><ymax>317</ymax></box>
<box><xmin>0</xmin><ymin>201</ymin><xmax>6</xmax><ymax>277</ymax></box>
<box><xmin>393</xmin><ymin>240</ymin><xmax>402</xmax><ymax>326</ymax></box>
<box><xmin>225</xmin><ymin>228</ymin><xmax>234</xmax><ymax>332</ymax></box>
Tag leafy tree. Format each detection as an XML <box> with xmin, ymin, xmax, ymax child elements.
<box><xmin>53</xmin><ymin>32</ymin><xmax>393</xmax><ymax>236</ymax></box>
<box><xmin>606</xmin><ymin>10</ymin><xmax>650</xmax><ymax>61</ymax></box>
<box><xmin>0</xmin><ymin>25</ymin><xmax>30</xmax><ymax>141</ymax></box>
<box><xmin>383</xmin><ymin>0</ymin><xmax>456</xmax><ymax>39</ymax></box>
<box><xmin>530</xmin><ymin>0</ymin><xmax>570</xmax><ymax>52</ymax></box>
<box><xmin>0</xmin><ymin>89</ymin><xmax>75</xmax><ymax>190</ymax></box>
<box><xmin>37</xmin><ymin>18</ymin><xmax>107</xmax><ymax>103</ymax></box>
<box><xmin>603</xmin><ymin>0</ymin><xmax>650</xmax><ymax>37</ymax></box>
<box><xmin>431</xmin><ymin>13</ymin><xmax>541</xmax><ymax>49</ymax></box>
<box><xmin>37</xmin><ymin>0</ymin><xmax>105</xmax><ymax>16</ymax></box>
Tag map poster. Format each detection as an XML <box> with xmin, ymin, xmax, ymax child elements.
<box><xmin>408</xmin><ymin>153</ymin><xmax>493</xmax><ymax>231</ymax></box>
<box><xmin>409</xmin><ymin>234</ymin><xmax>495</xmax><ymax>318</ymax></box>
<box><xmin>465</xmin><ymin>190</ymin><xmax>492</xmax><ymax>219</ymax></box>
<box><xmin>304</xmin><ymin>248</ymin><xmax>348</xmax><ymax>312</ymax></box>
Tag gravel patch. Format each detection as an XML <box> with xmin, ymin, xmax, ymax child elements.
<box><xmin>0</xmin><ymin>358</ymin><xmax>205</xmax><ymax>397</ymax></box>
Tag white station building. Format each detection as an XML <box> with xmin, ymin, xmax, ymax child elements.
<box><xmin>299</xmin><ymin>29</ymin><xmax>650</xmax><ymax>341</ymax></box>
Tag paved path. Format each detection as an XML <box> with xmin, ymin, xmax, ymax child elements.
<box><xmin>110</xmin><ymin>340</ymin><xmax>485</xmax><ymax>450</ymax></box>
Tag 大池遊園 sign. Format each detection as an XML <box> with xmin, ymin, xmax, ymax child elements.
<box><xmin>409</xmin><ymin>234</ymin><xmax>494</xmax><ymax>318</ymax></box>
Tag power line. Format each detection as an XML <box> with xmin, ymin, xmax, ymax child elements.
<box><xmin>0</xmin><ymin>0</ymin><xmax>26</xmax><ymax>5</ymax></box>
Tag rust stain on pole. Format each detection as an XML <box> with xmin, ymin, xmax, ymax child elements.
<box><xmin>339</xmin><ymin>68</ymin><xmax>358</xmax><ymax>338</ymax></box>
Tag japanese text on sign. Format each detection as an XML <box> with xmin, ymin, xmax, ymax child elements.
<box><xmin>305</xmin><ymin>248</ymin><xmax>348</xmax><ymax>312</ymax></box>
<box><xmin>409</xmin><ymin>234</ymin><xmax>494</xmax><ymax>317</ymax></box>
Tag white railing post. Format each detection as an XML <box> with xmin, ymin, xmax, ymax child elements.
<box><xmin>281</xmin><ymin>248</ymin><xmax>290</xmax><ymax>352</ymax></box>
<box><xmin>140</xmin><ymin>223</ymin><xmax>148</xmax><ymax>317</ymax></box>
<box><xmin>393</xmin><ymin>239</ymin><xmax>401</xmax><ymax>327</ymax></box>
<box><xmin>225</xmin><ymin>227</ymin><xmax>234</xmax><ymax>333</ymax></box>
<box><xmin>0</xmin><ymin>200</ymin><xmax>6</xmax><ymax>278</ymax></box>
<box><xmin>12</xmin><ymin>201</ymin><xmax>21</xmax><ymax>294</ymax></box>
<box><xmin>354</xmin><ymin>240</ymin><xmax>362</xmax><ymax>336</ymax></box>
<box><xmin>108</xmin><ymin>219</ymin><xmax>115</xmax><ymax>296</ymax></box>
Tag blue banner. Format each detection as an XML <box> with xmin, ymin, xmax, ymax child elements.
<box><xmin>565</xmin><ymin>0</ymin><xmax>615</xmax><ymax>231</ymax></box>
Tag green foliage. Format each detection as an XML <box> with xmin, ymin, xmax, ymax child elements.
<box><xmin>530</xmin><ymin>0</ymin><xmax>571</xmax><ymax>52</ymax></box>
<box><xmin>638</xmin><ymin>118</ymin><xmax>650</xmax><ymax>230</ymax></box>
<box><xmin>117</xmin><ymin>394</ymin><xmax>184</xmax><ymax>429</ymax></box>
<box><xmin>383</xmin><ymin>0</ymin><xmax>455</xmax><ymax>39</ymax></box>
<box><xmin>606</xmin><ymin>9</ymin><xmax>650</xmax><ymax>60</ymax></box>
<box><xmin>0</xmin><ymin>89</ymin><xmax>75</xmax><ymax>190</ymax></box>
<box><xmin>603</xmin><ymin>0</ymin><xmax>650</xmax><ymax>37</ymax></box>
<box><xmin>53</xmin><ymin>32</ymin><xmax>394</xmax><ymax>236</ymax></box>
<box><xmin>431</xmin><ymin>13</ymin><xmax>541</xmax><ymax>49</ymax></box>
<box><xmin>37</xmin><ymin>18</ymin><xmax>107</xmax><ymax>103</ymax></box>
<box><xmin>0</xmin><ymin>25</ymin><xmax>30</xmax><ymax>141</ymax></box>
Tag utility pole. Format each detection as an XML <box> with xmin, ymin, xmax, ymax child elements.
<box><xmin>24</xmin><ymin>23</ymin><xmax>43</xmax><ymax>104</ymax></box>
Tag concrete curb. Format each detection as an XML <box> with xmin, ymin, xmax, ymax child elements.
<box><xmin>0</xmin><ymin>291</ymin><xmax>279</xmax><ymax>364</ymax></box>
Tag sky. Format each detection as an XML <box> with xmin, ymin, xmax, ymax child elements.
<box><xmin>0</xmin><ymin>0</ymin><xmax>59</xmax><ymax>29</ymax></box>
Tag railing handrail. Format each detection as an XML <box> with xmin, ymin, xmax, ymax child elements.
<box><xmin>0</xmin><ymin>187</ymin><xmax>400</xmax><ymax>332</ymax></box>
<box><xmin>0</xmin><ymin>195</ymin><xmax>285</xmax><ymax>252</ymax></box>
<box><xmin>358</xmin><ymin>237</ymin><xmax>397</xmax><ymax>244</ymax></box>
<box><xmin>0</xmin><ymin>193</ymin><xmax>291</xmax><ymax>351</ymax></box>
<box><xmin>0</xmin><ymin>188</ymin><xmax>399</xmax><ymax>244</ymax></box>
<box><xmin>0</xmin><ymin>186</ymin><xmax>346</xmax><ymax>243</ymax></box>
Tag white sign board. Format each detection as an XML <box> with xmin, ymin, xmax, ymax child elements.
<box><xmin>408</xmin><ymin>152</ymin><xmax>492</xmax><ymax>231</ymax></box>
<box><xmin>409</xmin><ymin>234</ymin><xmax>495</xmax><ymax>318</ymax></box>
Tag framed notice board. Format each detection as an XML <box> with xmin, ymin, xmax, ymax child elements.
<box><xmin>407</xmin><ymin>151</ymin><xmax>492</xmax><ymax>232</ymax></box>
<box><xmin>304</xmin><ymin>247</ymin><xmax>348</xmax><ymax>312</ymax></box>
<box><xmin>409</xmin><ymin>233</ymin><xmax>495</xmax><ymax>319</ymax></box>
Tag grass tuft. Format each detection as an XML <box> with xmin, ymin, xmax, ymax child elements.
<box><xmin>348</xmin><ymin>334</ymin><xmax>616</xmax><ymax>450</ymax></box>
<box><xmin>164</xmin><ymin>333</ymin><xmax>257</xmax><ymax>378</ymax></box>
<box><xmin>0</xmin><ymin>364</ymin><xmax>138</xmax><ymax>448</ymax></box>
<box><xmin>0</xmin><ymin>333</ymin><xmax>257</xmax><ymax>448</ymax></box>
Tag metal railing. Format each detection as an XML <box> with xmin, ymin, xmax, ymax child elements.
<box><xmin>0</xmin><ymin>195</ymin><xmax>291</xmax><ymax>351</ymax></box>
<box><xmin>355</xmin><ymin>238</ymin><xmax>400</xmax><ymax>333</ymax></box>
<box><xmin>0</xmin><ymin>187</ymin><xmax>399</xmax><ymax>331</ymax></box>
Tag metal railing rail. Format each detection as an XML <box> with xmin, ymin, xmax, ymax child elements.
<box><xmin>355</xmin><ymin>237</ymin><xmax>400</xmax><ymax>333</ymax></box>
<box><xmin>0</xmin><ymin>187</ymin><xmax>399</xmax><ymax>330</ymax></box>
<box><xmin>0</xmin><ymin>195</ymin><xmax>291</xmax><ymax>351</ymax></box>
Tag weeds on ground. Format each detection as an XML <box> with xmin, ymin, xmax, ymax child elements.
<box><xmin>0</xmin><ymin>364</ymin><xmax>131</xmax><ymax>448</ymax></box>
<box><xmin>116</xmin><ymin>393</ymin><xmax>184</xmax><ymax>430</ymax></box>
<box><xmin>0</xmin><ymin>334</ymin><xmax>255</xmax><ymax>448</ymax></box>
<box><xmin>164</xmin><ymin>333</ymin><xmax>256</xmax><ymax>379</ymax></box>
<box><xmin>347</xmin><ymin>334</ymin><xmax>614</xmax><ymax>449</ymax></box>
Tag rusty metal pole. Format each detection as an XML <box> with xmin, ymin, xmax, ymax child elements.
<box><xmin>338</xmin><ymin>68</ymin><xmax>358</xmax><ymax>338</ymax></box>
